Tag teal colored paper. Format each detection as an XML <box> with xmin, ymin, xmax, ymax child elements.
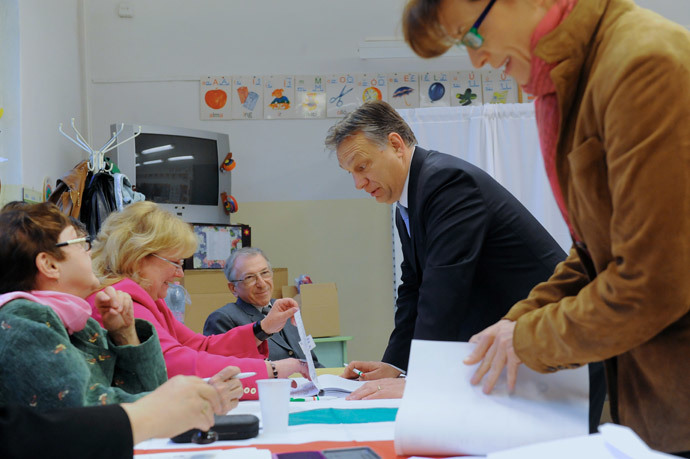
<box><xmin>288</xmin><ymin>408</ymin><xmax>398</xmax><ymax>426</ymax></box>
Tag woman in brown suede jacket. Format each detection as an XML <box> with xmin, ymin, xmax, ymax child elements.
<box><xmin>403</xmin><ymin>0</ymin><xmax>690</xmax><ymax>454</ymax></box>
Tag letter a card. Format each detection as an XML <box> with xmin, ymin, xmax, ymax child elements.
<box><xmin>200</xmin><ymin>76</ymin><xmax>231</xmax><ymax>120</ymax></box>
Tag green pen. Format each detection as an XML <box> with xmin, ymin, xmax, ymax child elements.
<box><xmin>290</xmin><ymin>396</ymin><xmax>320</xmax><ymax>402</ymax></box>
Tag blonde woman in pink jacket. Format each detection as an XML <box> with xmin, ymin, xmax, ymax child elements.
<box><xmin>88</xmin><ymin>201</ymin><xmax>308</xmax><ymax>400</ymax></box>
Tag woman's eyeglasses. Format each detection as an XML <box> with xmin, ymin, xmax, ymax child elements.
<box><xmin>55</xmin><ymin>236</ymin><xmax>92</xmax><ymax>252</ymax></box>
<box><xmin>151</xmin><ymin>253</ymin><xmax>185</xmax><ymax>271</ymax></box>
<box><xmin>450</xmin><ymin>0</ymin><xmax>497</xmax><ymax>50</ymax></box>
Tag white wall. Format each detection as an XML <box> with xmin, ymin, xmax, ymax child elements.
<box><xmin>0</xmin><ymin>0</ymin><xmax>21</xmax><ymax>200</ymax></box>
<box><xmin>18</xmin><ymin>0</ymin><xmax>86</xmax><ymax>191</ymax></box>
<box><xmin>637</xmin><ymin>0</ymin><xmax>690</xmax><ymax>28</ymax></box>
<box><xmin>83</xmin><ymin>0</ymin><xmax>473</xmax><ymax>204</ymax></box>
<box><xmin>82</xmin><ymin>0</ymin><xmax>433</xmax><ymax>360</ymax></box>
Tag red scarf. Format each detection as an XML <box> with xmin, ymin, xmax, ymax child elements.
<box><xmin>522</xmin><ymin>0</ymin><xmax>578</xmax><ymax>240</ymax></box>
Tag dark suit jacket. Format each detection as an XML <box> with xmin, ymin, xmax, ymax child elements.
<box><xmin>0</xmin><ymin>404</ymin><xmax>132</xmax><ymax>458</ymax></box>
<box><xmin>203</xmin><ymin>298</ymin><xmax>323</xmax><ymax>367</ymax></box>
<box><xmin>382</xmin><ymin>147</ymin><xmax>567</xmax><ymax>370</ymax></box>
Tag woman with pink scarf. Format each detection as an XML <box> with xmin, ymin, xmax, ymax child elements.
<box><xmin>0</xmin><ymin>202</ymin><xmax>243</xmax><ymax>447</ymax></box>
<box><xmin>403</xmin><ymin>0</ymin><xmax>690</xmax><ymax>455</ymax></box>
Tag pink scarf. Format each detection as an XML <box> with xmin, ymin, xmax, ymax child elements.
<box><xmin>522</xmin><ymin>0</ymin><xmax>578</xmax><ymax>240</ymax></box>
<box><xmin>0</xmin><ymin>290</ymin><xmax>92</xmax><ymax>334</ymax></box>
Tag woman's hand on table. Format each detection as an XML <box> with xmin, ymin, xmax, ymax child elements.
<box><xmin>272</xmin><ymin>358</ymin><xmax>310</xmax><ymax>380</ymax></box>
<box><xmin>207</xmin><ymin>365</ymin><xmax>244</xmax><ymax>413</ymax></box>
<box><xmin>121</xmin><ymin>375</ymin><xmax>221</xmax><ymax>444</ymax></box>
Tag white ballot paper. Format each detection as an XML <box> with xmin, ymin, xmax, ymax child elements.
<box><xmin>394</xmin><ymin>340</ymin><xmax>589</xmax><ymax>456</ymax></box>
<box><xmin>289</xmin><ymin>310</ymin><xmax>364</xmax><ymax>397</ymax></box>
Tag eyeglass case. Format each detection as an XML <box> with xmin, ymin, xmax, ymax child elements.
<box><xmin>170</xmin><ymin>414</ymin><xmax>260</xmax><ymax>443</ymax></box>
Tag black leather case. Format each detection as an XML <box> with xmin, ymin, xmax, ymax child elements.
<box><xmin>170</xmin><ymin>414</ymin><xmax>260</xmax><ymax>443</ymax></box>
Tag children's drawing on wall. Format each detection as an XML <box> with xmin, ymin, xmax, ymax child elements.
<box><xmin>232</xmin><ymin>76</ymin><xmax>263</xmax><ymax>120</ymax></box>
<box><xmin>388</xmin><ymin>73</ymin><xmax>419</xmax><ymax>109</ymax></box>
<box><xmin>420</xmin><ymin>72</ymin><xmax>450</xmax><ymax>107</ymax></box>
<box><xmin>269</xmin><ymin>89</ymin><xmax>289</xmax><ymax>110</ymax></box>
<box><xmin>264</xmin><ymin>75</ymin><xmax>295</xmax><ymax>119</ymax></box>
<box><xmin>357</xmin><ymin>73</ymin><xmax>388</xmax><ymax>105</ymax></box>
<box><xmin>450</xmin><ymin>71</ymin><xmax>483</xmax><ymax>106</ymax></box>
<box><xmin>295</xmin><ymin>75</ymin><xmax>326</xmax><ymax>119</ymax></box>
<box><xmin>362</xmin><ymin>87</ymin><xmax>382</xmax><ymax>102</ymax></box>
<box><xmin>326</xmin><ymin>74</ymin><xmax>358</xmax><ymax>118</ymax></box>
<box><xmin>192</xmin><ymin>224</ymin><xmax>243</xmax><ymax>269</ymax></box>
<box><xmin>200</xmin><ymin>76</ymin><xmax>231</xmax><ymax>120</ymax></box>
<box><xmin>482</xmin><ymin>70</ymin><xmax>518</xmax><ymax>104</ymax></box>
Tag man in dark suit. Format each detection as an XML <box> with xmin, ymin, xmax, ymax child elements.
<box><xmin>326</xmin><ymin>101</ymin><xmax>604</xmax><ymax>431</ymax></box>
<box><xmin>203</xmin><ymin>247</ymin><xmax>323</xmax><ymax>367</ymax></box>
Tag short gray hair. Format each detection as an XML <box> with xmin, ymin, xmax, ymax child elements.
<box><xmin>224</xmin><ymin>247</ymin><xmax>271</xmax><ymax>283</ymax></box>
<box><xmin>324</xmin><ymin>100</ymin><xmax>417</xmax><ymax>151</ymax></box>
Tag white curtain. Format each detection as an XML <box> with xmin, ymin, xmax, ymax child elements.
<box><xmin>393</xmin><ymin>104</ymin><xmax>570</xmax><ymax>291</ymax></box>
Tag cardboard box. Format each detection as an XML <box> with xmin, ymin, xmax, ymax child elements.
<box><xmin>182</xmin><ymin>268</ymin><xmax>287</xmax><ymax>295</ymax></box>
<box><xmin>282</xmin><ymin>282</ymin><xmax>340</xmax><ymax>338</ymax></box>
<box><xmin>271</xmin><ymin>267</ymin><xmax>288</xmax><ymax>299</ymax></box>
<box><xmin>184</xmin><ymin>292</ymin><xmax>236</xmax><ymax>334</ymax></box>
<box><xmin>180</xmin><ymin>267</ymin><xmax>288</xmax><ymax>333</ymax></box>
<box><xmin>181</xmin><ymin>269</ymin><xmax>228</xmax><ymax>294</ymax></box>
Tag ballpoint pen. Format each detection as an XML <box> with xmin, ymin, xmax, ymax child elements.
<box><xmin>352</xmin><ymin>368</ymin><xmax>365</xmax><ymax>378</ymax></box>
<box><xmin>203</xmin><ymin>371</ymin><xmax>256</xmax><ymax>382</ymax></box>
<box><xmin>234</xmin><ymin>372</ymin><xmax>257</xmax><ymax>379</ymax></box>
<box><xmin>290</xmin><ymin>396</ymin><xmax>338</xmax><ymax>402</ymax></box>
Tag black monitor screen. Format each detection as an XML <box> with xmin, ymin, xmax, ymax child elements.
<box><xmin>134</xmin><ymin>133</ymin><xmax>218</xmax><ymax>206</ymax></box>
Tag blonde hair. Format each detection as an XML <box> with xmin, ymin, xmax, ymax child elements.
<box><xmin>91</xmin><ymin>201</ymin><xmax>197</xmax><ymax>289</ymax></box>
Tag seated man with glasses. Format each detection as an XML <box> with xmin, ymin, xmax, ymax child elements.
<box><xmin>204</xmin><ymin>247</ymin><xmax>323</xmax><ymax>367</ymax></box>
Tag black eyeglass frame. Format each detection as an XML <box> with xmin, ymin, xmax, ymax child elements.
<box><xmin>55</xmin><ymin>236</ymin><xmax>92</xmax><ymax>251</ymax></box>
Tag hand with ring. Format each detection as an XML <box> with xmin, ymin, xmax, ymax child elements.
<box><xmin>346</xmin><ymin>378</ymin><xmax>405</xmax><ymax>400</ymax></box>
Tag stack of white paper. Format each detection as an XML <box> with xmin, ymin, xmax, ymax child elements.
<box><xmin>291</xmin><ymin>374</ymin><xmax>365</xmax><ymax>397</ymax></box>
<box><xmin>409</xmin><ymin>424</ymin><xmax>678</xmax><ymax>459</ymax></box>
<box><xmin>394</xmin><ymin>340</ymin><xmax>589</xmax><ymax>456</ymax></box>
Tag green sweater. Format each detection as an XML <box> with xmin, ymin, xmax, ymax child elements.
<box><xmin>0</xmin><ymin>299</ymin><xmax>167</xmax><ymax>411</ymax></box>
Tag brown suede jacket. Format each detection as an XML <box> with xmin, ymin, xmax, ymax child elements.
<box><xmin>504</xmin><ymin>0</ymin><xmax>690</xmax><ymax>452</ymax></box>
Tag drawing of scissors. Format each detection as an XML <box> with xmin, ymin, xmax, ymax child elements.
<box><xmin>329</xmin><ymin>85</ymin><xmax>353</xmax><ymax>107</ymax></box>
